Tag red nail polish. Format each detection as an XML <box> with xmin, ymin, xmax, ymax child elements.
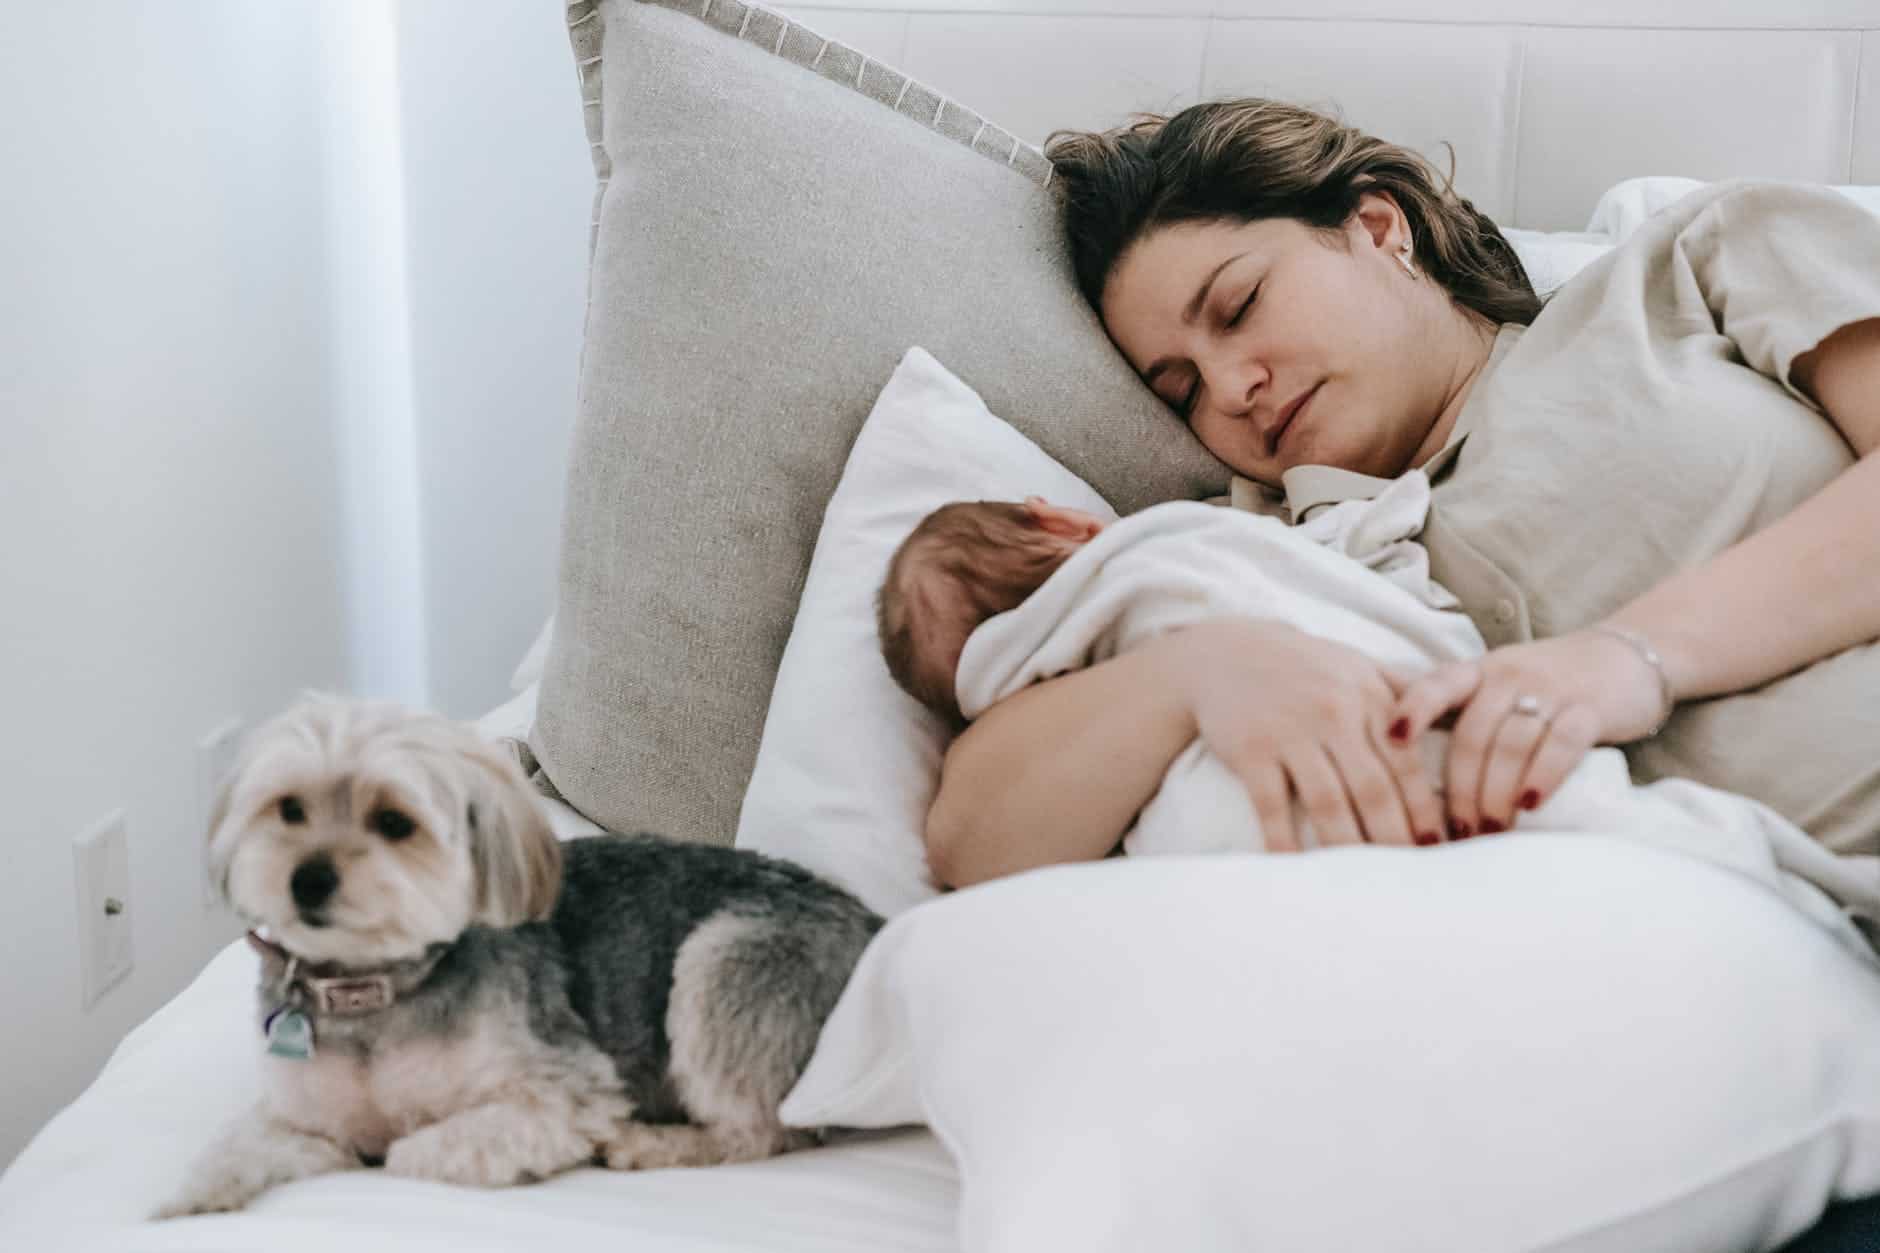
<box><xmin>1480</xmin><ymin>817</ymin><xmax>1506</xmax><ymax>834</ymax></box>
<box><xmin>1448</xmin><ymin>819</ymin><xmax>1472</xmax><ymax>840</ymax></box>
<box><xmin>1520</xmin><ymin>789</ymin><xmax>1541</xmax><ymax>811</ymax></box>
<box><xmin>1389</xmin><ymin>717</ymin><xmax>1410</xmax><ymax>743</ymax></box>
<box><xmin>1414</xmin><ymin>831</ymin><xmax>1438</xmax><ymax>846</ymax></box>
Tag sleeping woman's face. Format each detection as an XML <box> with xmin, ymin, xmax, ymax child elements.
<box><xmin>1098</xmin><ymin>192</ymin><xmax>1461</xmax><ymax>486</ymax></box>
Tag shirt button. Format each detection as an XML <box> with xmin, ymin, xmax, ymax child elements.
<box><xmin>1493</xmin><ymin>599</ymin><xmax>1517</xmax><ymax>625</ymax></box>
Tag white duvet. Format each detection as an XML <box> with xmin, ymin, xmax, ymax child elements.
<box><xmin>956</xmin><ymin>475</ymin><xmax>1880</xmax><ymax>952</ymax></box>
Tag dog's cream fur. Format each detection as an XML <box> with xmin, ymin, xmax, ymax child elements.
<box><xmin>159</xmin><ymin>696</ymin><xmax>880</xmax><ymax>1218</ymax></box>
<box><xmin>205</xmin><ymin>699</ymin><xmax>559</xmax><ymax>969</ymax></box>
<box><xmin>162</xmin><ymin>697</ymin><xmax>627</xmax><ymax>1215</ymax></box>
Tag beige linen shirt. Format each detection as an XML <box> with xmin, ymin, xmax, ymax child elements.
<box><xmin>1269</xmin><ymin>181</ymin><xmax>1880</xmax><ymax>856</ymax></box>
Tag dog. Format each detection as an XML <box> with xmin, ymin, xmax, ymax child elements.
<box><xmin>157</xmin><ymin>696</ymin><xmax>881</xmax><ymax>1216</ymax></box>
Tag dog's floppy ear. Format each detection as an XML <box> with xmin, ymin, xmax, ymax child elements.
<box><xmin>203</xmin><ymin>728</ymin><xmax>257</xmax><ymax>908</ymax></box>
<box><xmin>204</xmin><ymin>770</ymin><xmax>237</xmax><ymax>908</ymax></box>
<box><xmin>461</xmin><ymin>736</ymin><xmax>563</xmax><ymax>926</ymax></box>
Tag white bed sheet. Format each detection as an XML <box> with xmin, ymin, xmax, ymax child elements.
<box><xmin>0</xmin><ymin>688</ymin><xmax>959</xmax><ymax>1252</ymax></box>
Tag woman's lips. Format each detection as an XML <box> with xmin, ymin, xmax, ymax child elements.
<box><xmin>1268</xmin><ymin>383</ymin><xmax>1320</xmax><ymax>458</ymax></box>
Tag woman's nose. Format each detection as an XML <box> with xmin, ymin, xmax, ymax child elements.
<box><xmin>1203</xmin><ymin>355</ymin><xmax>1266</xmax><ymax>419</ymax></box>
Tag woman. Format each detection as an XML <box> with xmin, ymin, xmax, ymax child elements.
<box><xmin>926</xmin><ymin>99</ymin><xmax>1880</xmax><ymax>889</ymax></box>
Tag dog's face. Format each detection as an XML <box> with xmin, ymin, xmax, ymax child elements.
<box><xmin>208</xmin><ymin>697</ymin><xmax>562</xmax><ymax>966</ymax></box>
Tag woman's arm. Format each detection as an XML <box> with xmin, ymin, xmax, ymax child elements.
<box><xmin>1623</xmin><ymin>318</ymin><xmax>1880</xmax><ymax>701</ymax></box>
<box><xmin>1394</xmin><ymin>318</ymin><xmax>1880</xmax><ymax>833</ymax></box>
<box><xmin>925</xmin><ymin>635</ymin><xmax>1196</xmax><ymax>889</ymax></box>
<box><xmin>927</xmin><ymin>619</ymin><xmax>1446</xmax><ymax>889</ymax></box>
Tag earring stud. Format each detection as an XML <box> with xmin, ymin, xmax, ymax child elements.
<box><xmin>1397</xmin><ymin>236</ymin><xmax>1417</xmax><ymax>277</ymax></box>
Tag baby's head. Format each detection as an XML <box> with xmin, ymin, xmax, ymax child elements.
<box><xmin>877</xmin><ymin>497</ymin><xmax>1106</xmax><ymax>726</ymax></box>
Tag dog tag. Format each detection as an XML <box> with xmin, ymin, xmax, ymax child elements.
<box><xmin>265</xmin><ymin>1007</ymin><xmax>315</xmax><ymax>1060</ymax></box>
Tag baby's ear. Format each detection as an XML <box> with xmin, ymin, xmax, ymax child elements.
<box><xmin>1024</xmin><ymin>498</ymin><xmax>1107</xmax><ymax>543</ymax></box>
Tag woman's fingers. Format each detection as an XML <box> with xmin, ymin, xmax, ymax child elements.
<box><xmin>1378</xmin><ymin>666</ymin><xmax>1419</xmax><ymax>699</ymax></box>
<box><xmin>1389</xmin><ymin>636</ymin><xmax>1616</xmax><ymax>838</ymax></box>
<box><xmin>1513</xmin><ymin>704</ymin><xmax>1601</xmax><ymax>817</ymax></box>
<box><xmin>1338</xmin><ymin>722</ymin><xmax>1436</xmax><ymax>850</ymax></box>
<box><xmin>1391</xmin><ymin>661</ymin><xmax>1482</xmax><ymax>743</ymax></box>
<box><xmin>1244</xmin><ymin>761</ymin><xmax>1300</xmax><ymax>853</ymax></box>
<box><xmin>1374</xmin><ymin>721</ymin><xmax>1446</xmax><ymax>846</ymax></box>
<box><xmin>1330</xmin><ymin>743</ymin><xmax>1410</xmax><ymax>846</ymax></box>
<box><xmin>1233</xmin><ymin>722</ymin><xmax>1441</xmax><ymax>852</ymax></box>
<box><xmin>1180</xmin><ymin>623</ymin><xmax>1460</xmax><ymax>854</ymax></box>
<box><xmin>1286</xmin><ymin>747</ymin><xmax>1364</xmax><ymax>848</ymax></box>
<box><xmin>1442</xmin><ymin>683</ymin><xmax>1518</xmax><ymax>837</ymax></box>
<box><xmin>1475</xmin><ymin>700</ymin><xmax>1553</xmax><ymax>829</ymax></box>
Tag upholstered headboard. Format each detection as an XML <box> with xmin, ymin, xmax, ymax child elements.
<box><xmin>780</xmin><ymin>0</ymin><xmax>1880</xmax><ymax>231</ymax></box>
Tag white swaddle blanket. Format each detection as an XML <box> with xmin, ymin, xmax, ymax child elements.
<box><xmin>955</xmin><ymin>475</ymin><xmax>1880</xmax><ymax>957</ymax></box>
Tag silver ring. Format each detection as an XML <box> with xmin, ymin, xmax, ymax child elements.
<box><xmin>1511</xmin><ymin>694</ymin><xmax>1547</xmax><ymax>719</ymax></box>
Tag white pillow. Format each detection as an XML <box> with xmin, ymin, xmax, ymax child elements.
<box><xmin>735</xmin><ymin>346</ymin><xmax>1117</xmax><ymax>915</ymax></box>
<box><xmin>510</xmin><ymin>615</ymin><xmax>556</xmax><ymax>693</ymax></box>
<box><xmin>1503</xmin><ymin>227</ymin><xmax>1615</xmax><ymax>297</ymax></box>
<box><xmin>1511</xmin><ymin>177</ymin><xmax>1880</xmax><ymax>300</ymax></box>
<box><xmin>1587</xmin><ymin>176</ymin><xmax>1880</xmax><ymax>242</ymax></box>
<box><xmin>783</xmin><ymin>837</ymin><xmax>1880</xmax><ymax>1253</ymax></box>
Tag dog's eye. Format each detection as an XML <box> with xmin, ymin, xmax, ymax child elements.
<box><xmin>279</xmin><ymin>796</ymin><xmax>306</xmax><ymax>824</ymax></box>
<box><xmin>371</xmin><ymin>808</ymin><xmax>416</xmax><ymax>841</ymax></box>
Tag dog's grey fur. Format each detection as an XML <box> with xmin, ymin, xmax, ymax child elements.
<box><xmin>159</xmin><ymin>698</ymin><xmax>880</xmax><ymax>1216</ymax></box>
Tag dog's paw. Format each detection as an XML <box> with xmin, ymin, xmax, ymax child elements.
<box><xmin>152</xmin><ymin>1170</ymin><xmax>264</xmax><ymax>1219</ymax></box>
<box><xmin>384</xmin><ymin>1122</ymin><xmax>538</xmax><ymax>1188</ymax></box>
<box><xmin>153</xmin><ymin>1115</ymin><xmax>357</xmax><ymax>1219</ymax></box>
<box><xmin>601</xmin><ymin>1121</ymin><xmax>801</xmax><ymax>1171</ymax></box>
<box><xmin>602</xmin><ymin>1123</ymin><xmax>725</xmax><ymax>1171</ymax></box>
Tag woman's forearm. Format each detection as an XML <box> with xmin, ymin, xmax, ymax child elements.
<box><xmin>1607</xmin><ymin>448</ymin><xmax>1880</xmax><ymax>704</ymax></box>
<box><xmin>1607</xmin><ymin>321</ymin><xmax>1880</xmax><ymax>704</ymax></box>
<box><xmin>925</xmin><ymin>634</ymin><xmax>1197</xmax><ymax>889</ymax></box>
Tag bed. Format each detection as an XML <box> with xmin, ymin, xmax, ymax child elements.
<box><xmin>8</xmin><ymin>1</ymin><xmax>1880</xmax><ymax>1249</ymax></box>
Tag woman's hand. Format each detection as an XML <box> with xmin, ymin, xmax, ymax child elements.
<box><xmin>1170</xmin><ymin>619</ymin><xmax>1446</xmax><ymax>851</ymax></box>
<box><xmin>1388</xmin><ymin>628</ymin><xmax>1669</xmax><ymax>837</ymax></box>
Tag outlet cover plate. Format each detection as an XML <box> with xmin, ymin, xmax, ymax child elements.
<box><xmin>73</xmin><ymin>810</ymin><xmax>133</xmax><ymax>1009</ymax></box>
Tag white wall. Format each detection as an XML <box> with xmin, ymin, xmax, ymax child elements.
<box><xmin>0</xmin><ymin>3</ymin><xmax>353</xmax><ymax>1163</ymax></box>
<box><xmin>0</xmin><ymin>1</ymin><xmax>597</xmax><ymax>1168</ymax></box>
<box><xmin>323</xmin><ymin>1</ymin><xmax>431</xmax><ymax>711</ymax></box>
<box><xmin>393</xmin><ymin>1</ymin><xmax>593</xmax><ymax>720</ymax></box>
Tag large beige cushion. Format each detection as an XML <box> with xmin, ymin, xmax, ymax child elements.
<box><xmin>533</xmin><ymin>0</ymin><xmax>1226</xmax><ymax>843</ymax></box>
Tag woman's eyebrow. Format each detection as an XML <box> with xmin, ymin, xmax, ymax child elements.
<box><xmin>1145</xmin><ymin>251</ymin><xmax>1250</xmax><ymax>383</ymax></box>
<box><xmin>1183</xmin><ymin>252</ymin><xmax>1248</xmax><ymax>326</ymax></box>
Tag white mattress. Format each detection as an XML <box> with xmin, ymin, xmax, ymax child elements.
<box><xmin>0</xmin><ymin>689</ymin><xmax>960</xmax><ymax>1251</ymax></box>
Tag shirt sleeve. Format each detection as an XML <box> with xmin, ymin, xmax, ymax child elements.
<box><xmin>1673</xmin><ymin>180</ymin><xmax>1880</xmax><ymax>412</ymax></box>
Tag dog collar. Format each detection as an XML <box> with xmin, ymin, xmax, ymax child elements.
<box><xmin>245</xmin><ymin>930</ymin><xmax>444</xmax><ymax>1017</ymax></box>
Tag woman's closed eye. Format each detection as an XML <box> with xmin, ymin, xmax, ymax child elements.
<box><xmin>1177</xmin><ymin>284</ymin><xmax>1261</xmax><ymax>417</ymax></box>
<box><xmin>1224</xmin><ymin>283</ymin><xmax>1260</xmax><ymax>330</ymax></box>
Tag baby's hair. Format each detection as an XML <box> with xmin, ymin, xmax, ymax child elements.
<box><xmin>878</xmin><ymin>501</ymin><xmax>1077</xmax><ymax>726</ymax></box>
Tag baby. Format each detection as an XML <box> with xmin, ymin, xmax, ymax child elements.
<box><xmin>871</xmin><ymin>489</ymin><xmax>1880</xmax><ymax>956</ymax></box>
<box><xmin>877</xmin><ymin>496</ymin><xmax>1106</xmax><ymax>728</ymax></box>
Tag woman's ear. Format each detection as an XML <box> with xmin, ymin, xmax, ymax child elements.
<box><xmin>1350</xmin><ymin>189</ymin><xmax>1408</xmax><ymax>255</ymax></box>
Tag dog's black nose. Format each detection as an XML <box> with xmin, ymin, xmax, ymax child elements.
<box><xmin>290</xmin><ymin>855</ymin><xmax>339</xmax><ymax>913</ymax></box>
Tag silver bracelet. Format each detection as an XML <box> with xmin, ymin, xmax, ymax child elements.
<box><xmin>1589</xmin><ymin>625</ymin><xmax>1676</xmax><ymax>739</ymax></box>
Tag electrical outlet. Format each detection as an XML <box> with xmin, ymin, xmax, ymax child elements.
<box><xmin>73</xmin><ymin>811</ymin><xmax>134</xmax><ymax>1009</ymax></box>
<box><xmin>196</xmin><ymin>717</ymin><xmax>244</xmax><ymax>910</ymax></box>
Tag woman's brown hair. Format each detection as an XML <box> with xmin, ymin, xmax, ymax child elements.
<box><xmin>1045</xmin><ymin>99</ymin><xmax>1541</xmax><ymax>329</ymax></box>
